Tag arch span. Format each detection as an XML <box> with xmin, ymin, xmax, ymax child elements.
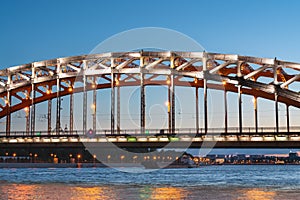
<box><xmin>0</xmin><ymin>51</ymin><xmax>300</xmax><ymax>135</ymax></box>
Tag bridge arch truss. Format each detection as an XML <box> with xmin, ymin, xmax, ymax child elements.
<box><xmin>1</xmin><ymin>51</ymin><xmax>300</xmax><ymax>136</ymax></box>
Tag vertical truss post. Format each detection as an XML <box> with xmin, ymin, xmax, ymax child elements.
<box><xmin>93</xmin><ymin>77</ymin><xmax>97</xmax><ymax>134</ymax></box>
<box><xmin>111</xmin><ymin>58</ymin><xmax>115</xmax><ymax>135</ymax></box>
<box><xmin>117</xmin><ymin>75</ymin><xmax>120</xmax><ymax>134</ymax></box>
<box><xmin>275</xmin><ymin>92</ymin><xmax>279</xmax><ymax>133</ymax></box>
<box><xmin>69</xmin><ymin>93</ymin><xmax>73</xmax><ymax>135</ymax></box>
<box><xmin>56</xmin><ymin>60</ymin><xmax>61</xmax><ymax>135</ymax></box>
<box><xmin>237</xmin><ymin>61</ymin><xmax>243</xmax><ymax>134</ymax></box>
<box><xmin>31</xmin><ymin>64</ymin><xmax>36</xmax><ymax>135</ymax></box>
<box><xmin>5</xmin><ymin>73</ymin><xmax>11</xmax><ymax>136</ymax></box>
<box><xmin>224</xmin><ymin>90</ymin><xmax>228</xmax><ymax>134</ymax></box>
<box><xmin>25</xmin><ymin>106</ymin><xmax>30</xmax><ymax>135</ymax></box>
<box><xmin>6</xmin><ymin>90</ymin><xmax>11</xmax><ymax>136</ymax></box>
<box><xmin>195</xmin><ymin>85</ymin><xmax>199</xmax><ymax>135</ymax></box>
<box><xmin>254</xmin><ymin>97</ymin><xmax>258</xmax><ymax>134</ymax></box>
<box><xmin>286</xmin><ymin>105</ymin><xmax>290</xmax><ymax>133</ymax></box>
<box><xmin>48</xmin><ymin>99</ymin><xmax>52</xmax><ymax>135</ymax></box>
<box><xmin>83</xmin><ymin>60</ymin><xmax>87</xmax><ymax>135</ymax></box>
<box><xmin>274</xmin><ymin>61</ymin><xmax>279</xmax><ymax>133</ymax></box>
<box><xmin>238</xmin><ymin>85</ymin><xmax>242</xmax><ymax>134</ymax></box>
<box><xmin>203</xmin><ymin>53</ymin><xmax>208</xmax><ymax>134</ymax></box>
<box><xmin>171</xmin><ymin>74</ymin><xmax>175</xmax><ymax>134</ymax></box>
<box><xmin>140</xmin><ymin>56</ymin><xmax>145</xmax><ymax>134</ymax></box>
<box><xmin>168</xmin><ymin>76</ymin><xmax>171</xmax><ymax>134</ymax></box>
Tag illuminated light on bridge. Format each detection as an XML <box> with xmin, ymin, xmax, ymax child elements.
<box><xmin>0</xmin><ymin>51</ymin><xmax>300</xmax><ymax>148</ymax></box>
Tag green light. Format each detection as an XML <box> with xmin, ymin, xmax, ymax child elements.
<box><xmin>127</xmin><ymin>137</ymin><xmax>137</xmax><ymax>142</ymax></box>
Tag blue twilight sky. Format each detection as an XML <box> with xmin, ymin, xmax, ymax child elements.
<box><xmin>1</xmin><ymin>0</ymin><xmax>300</xmax><ymax>68</ymax></box>
<box><xmin>1</xmin><ymin>0</ymin><xmax>300</xmax><ymax>151</ymax></box>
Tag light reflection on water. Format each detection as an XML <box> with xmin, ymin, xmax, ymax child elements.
<box><xmin>0</xmin><ymin>184</ymin><xmax>188</xmax><ymax>200</ymax></box>
<box><xmin>0</xmin><ymin>184</ymin><xmax>298</xmax><ymax>200</ymax></box>
<box><xmin>0</xmin><ymin>165</ymin><xmax>299</xmax><ymax>200</ymax></box>
<box><xmin>236</xmin><ymin>189</ymin><xmax>276</xmax><ymax>200</ymax></box>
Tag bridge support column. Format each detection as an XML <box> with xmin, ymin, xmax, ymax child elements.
<box><xmin>171</xmin><ymin>75</ymin><xmax>175</xmax><ymax>134</ymax></box>
<box><xmin>195</xmin><ymin>86</ymin><xmax>199</xmax><ymax>135</ymax></box>
<box><xmin>140</xmin><ymin>73</ymin><xmax>145</xmax><ymax>134</ymax></box>
<box><xmin>275</xmin><ymin>92</ymin><xmax>279</xmax><ymax>133</ymax></box>
<box><xmin>6</xmin><ymin>91</ymin><xmax>11</xmax><ymax>136</ymax></box>
<box><xmin>56</xmin><ymin>80</ymin><xmax>61</xmax><ymax>135</ymax></box>
<box><xmin>48</xmin><ymin>99</ymin><xmax>51</xmax><ymax>135</ymax></box>
<box><xmin>224</xmin><ymin>90</ymin><xmax>228</xmax><ymax>134</ymax></box>
<box><xmin>56</xmin><ymin>60</ymin><xmax>61</xmax><ymax>135</ymax></box>
<box><xmin>254</xmin><ymin>97</ymin><xmax>258</xmax><ymax>134</ymax></box>
<box><xmin>111</xmin><ymin>72</ymin><xmax>115</xmax><ymax>135</ymax></box>
<box><xmin>167</xmin><ymin>76</ymin><xmax>171</xmax><ymax>134</ymax></box>
<box><xmin>238</xmin><ymin>85</ymin><xmax>242</xmax><ymax>134</ymax></box>
<box><xmin>203</xmin><ymin>54</ymin><xmax>208</xmax><ymax>134</ymax></box>
<box><xmin>93</xmin><ymin>80</ymin><xmax>97</xmax><ymax>134</ymax></box>
<box><xmin>25</xmin><ymin>106</ymin><xmax>30</xmax><ymax>135</ymax></box>
<box><xmin>286</xmin><ymin>105</ymin><xmax>290</xmax><ymax>133</ymax></box>
<box><xmin>83</xmin><ymin>64</ymin><xmax>87</xmax><ymax>135</ymax></box>
<box><xmin>273</xmin><ymin>62</ymin><xmax>279</xmax><ymax>133</ymax></box>
<box><xmin>31</xmin><ymin>84</ymin><xmax>36</xmax><ymax>135</ymax></box>
<box><xmin>70</xmin><ymin>93</ymin><xmax>73</xmax><ymax>135</ymax></box>
<box><xmin>117</xmin><ymin>75</ymin><xmax>120</xmax><ymax>134</ymax></box>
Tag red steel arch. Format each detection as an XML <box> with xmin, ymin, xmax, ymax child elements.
<box><xmin>0</xmin><ymin>51</ymin><xmax>300</xmax><ymax>135</ymax></box>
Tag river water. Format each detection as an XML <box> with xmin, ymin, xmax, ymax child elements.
<box><xmin>0</xmin><ymin>165</ymin><xmax>299</xmax><ymax>200</ymax></box>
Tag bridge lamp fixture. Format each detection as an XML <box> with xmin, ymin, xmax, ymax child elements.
<box><xmin>166</xmin><ymin>78</ymin><xmax>170</xmax><ymax>85</ymax></box>
<box><xmin>115</xmin><ymin>78</ymin><xmax>119</xmax><ymax>86</ymax></box>
<box><xmin>165</xmin><ymin>101</ymin><xmax>170</xmax><ymax>112</ymax></box>
<box><xmin>68</xmin><ymin>87</ymin><xmax>73</xmax><ymax>92</ymax></box>
<box><xmin>194</xmin><ymin>78</ymin><xmax>198</xmax><ymax>84</ymax></box>
<box><xmin>120</xmin><ymin>155</ymin><xmax>125</xmax><ymax>161</ymax></box>
<box><xmin>24</xmin><ymin>107</ymin><xmax>29</xmax><ymax>113</ymax></box>
<box><xmin>222</xmin><ymin>80</ymin><xmax>227</xmax><ymax>86</ymax></box>
<box><xmin>91</xmin><ymin>103</ymin><xmax>96</xmax><ymax>113</ymax></box>
<box><xmin>12</xmin><ymin>153</ymin><xmax>16</xmax><ymax>157</ymax></box>
<box><xmin>46</xmin><ymin>89</ymin><xmax>51</xmax><ymax>95</ymax></box>
<box><xmin>77</xmin><ymin>154</ymin><xmax>81</xmax><ymax>159</ymax></box>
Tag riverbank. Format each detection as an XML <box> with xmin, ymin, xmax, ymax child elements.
<box><xmin>0</xmin><ymin>162</ymin><xmax>147</xmax><ymax>168</ymax></box>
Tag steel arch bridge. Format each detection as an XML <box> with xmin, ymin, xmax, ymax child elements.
<box><xmin>1</xmin><ymin>51</ymin><xmax>300</xmax><ymax>148</ymax></box>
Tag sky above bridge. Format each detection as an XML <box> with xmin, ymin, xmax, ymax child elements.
<box><xmin>1</xmin><ymin>0</ymin><xmax>300</xmax><ymax>68</ymax></box>
<box><xmin>0</xmin><ymin>1</ymin><xmax>300</xmax><ymax>153</ymax></box>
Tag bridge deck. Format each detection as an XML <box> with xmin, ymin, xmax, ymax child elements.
<box><xmin>1</xmin><ymin>131</ymin><xmax>300</xmax><ymax>148</ymax></box>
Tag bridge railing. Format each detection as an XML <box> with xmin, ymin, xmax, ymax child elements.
<box><xmin>1</xmin><ymin>126</ymin><xmax>300</xmax><ymax>138</ymax></box>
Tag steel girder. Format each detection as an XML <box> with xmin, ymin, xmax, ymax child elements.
<box><xmin>1</xmin><ymin>51</ymin><xmax>300</xmax><ymax>120</ymax></box>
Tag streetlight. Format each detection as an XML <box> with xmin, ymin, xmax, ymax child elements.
<box><xmin>120</xmin><ymin>155</ymin><xmax>125</xmax><ymax>163</ymax></box>
<box><xmin>34</xmin><ymin>153</ymin><xmax>38</xmax><ymax>163</ymax></box>
<box><xmin>93</xmin><ymin>154</ymin><xmax>96</xmax><ymax>165</ymax></box>
<box><xmin>77</xmin><ymin>154</ymin><xmax>81</xmax><ymax>163</ymax></box>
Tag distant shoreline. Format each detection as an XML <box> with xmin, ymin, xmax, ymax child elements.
<box><xmin>0</xmin><ymin>162</ymin><xmax>298</xmax><ymax>168</ymax></box>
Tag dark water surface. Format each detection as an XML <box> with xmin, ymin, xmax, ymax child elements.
<box><xmin>0</xmin><ymin>165</ymin><xmax>299</xmax><ymax>200</ymax></box>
